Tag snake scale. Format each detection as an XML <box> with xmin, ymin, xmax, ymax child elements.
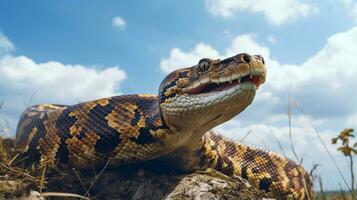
<box><xmin>15</xmin><ymin>53</ymin><xmax>313</xmax><ymax>199</ymax></box>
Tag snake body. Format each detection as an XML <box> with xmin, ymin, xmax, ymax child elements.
<box><xmin>15</xmin><ymin>53</ymin><xmax>313</xmax><ymax>199</ymax></box>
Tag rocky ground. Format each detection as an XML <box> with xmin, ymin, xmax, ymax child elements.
<box><xmin>0</xmin><ymin>137</ymin><xmax>267</xmax><ymax>200</ymax></box>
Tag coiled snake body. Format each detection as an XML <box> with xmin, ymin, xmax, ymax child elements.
<box><xmin>15</xmin><ymin>53</ymin><xmax>313</xmax><ymax>199</ymax></box>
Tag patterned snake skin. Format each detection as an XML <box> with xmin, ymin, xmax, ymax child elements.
<box><xmin>15</xmin><ymin>53</ymin><xmax>313</xmax><ymax>199</ymax></box>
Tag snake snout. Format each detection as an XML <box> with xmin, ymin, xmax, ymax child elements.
<box><xmin>254</xmin><ymin>54</ymin><xmax>265</xmax><ymax>64</ymax></box>
<box><xmin>233</xmin><ymin>53</ymin><xmax>266</xmax><ymax>84</ymax></box>
<box><xmin>255</xmin><ymin>55</ymin><xmax>265</xmax><ymax>65</ymax></box>
<box><xmin>232</xmin><ymin>53</ymin><xmax>265</xmax><ymax>65</ymax></box>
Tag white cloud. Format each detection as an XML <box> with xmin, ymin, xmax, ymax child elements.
<box><xmin>160</xmin><ymin>27</ymin><xmax>357</xmax><ymax>189</ymax></box>
<box><xmin>160</xmin><ymin>43</ymin><xmax>219</xmax><ymax>72</ymax></box>
<box><xmin>0</xmin><ymin>55</ymin><xmax>126</xmax><ymax>103</ymax></box>
<box><xmin>0</xmin><ymin>32</ymin><xmax>15</xmax><ymax>54</ymax></box>
<box><xmin>0</xmin><ymin>34</ymin><xmax>127</xmax><ymax>131</ymax></box>
<box><xmin>204</xmin><ymin>0</ymin><xmax>318</xmax><ymax>25</ymax></box>
<box><xmin>160</xmin><ymin>34</ymin><xmax>273</xmax><ymax>73</ymax></box>
<box><xmin>267</xmin><ymin>35</ymin><xmax>277</xmax><ymax>44</ymax></box>
<box><xmin>346</xmin><ymin>113</ymin><xmax>357</xmax><ymax>128</ymax></box>
<box><xmin>112</xmin><ymin>16</ymin><xmax>127</xmax><ymax>30</ymax></box>
<box><xmin>341</xmin><ymin>0</ymin><xmax>357</xmax><ymax>22</ymax></box>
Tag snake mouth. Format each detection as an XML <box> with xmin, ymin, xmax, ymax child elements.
<box><xmin>187</xmin><ymin>75</ymin><xmax>263</xmax><ymax>95</ymax></box>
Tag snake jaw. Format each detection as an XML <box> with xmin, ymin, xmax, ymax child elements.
<box><xmin>182</xmin><ymin>55</ymin><xmax>266</xmax><ymax>95</ymax></box>
<box><xmin>185</xmin><ymin>74</ymin><xmax>264</xmax><ymax>95</ymax></box>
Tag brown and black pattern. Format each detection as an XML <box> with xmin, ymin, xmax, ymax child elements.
<box><xmin>199</xmin><ymin>131</ymin><xmax>313</xmax><ymax>200</ymax></box>
<box><xmin>15</xmin><ymin>53</ymin><xmax>312</xmax><ymax>200</ymax></box>
<box><xmin>16</xmin><ymin>95</ymin><xmax>172</xmax><ymax>168</ymax></box>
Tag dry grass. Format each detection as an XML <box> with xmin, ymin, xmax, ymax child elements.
<box><xmin>291</xmin><ymin>99</ymin><xmax>353</xmax><ymax>194</ymax></box>
<box><xmin>285</xmin><ymin>92</ymin><xmax>356</xmax><ymax>199</ymax></box>
<box><xmin>0</xmin><ymin>136</ymin><xmax>94</xmax><ymax>199</ymax></box>
<box><xmin>239</xmin><ymin>129</ymin><xmax>253</xmax><ymax>142</ymax></box>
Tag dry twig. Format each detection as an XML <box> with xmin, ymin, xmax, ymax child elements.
<box><xmin>287</xmin><ymin>86</ymin><xmax>300</xmax><ymax>164</ymax></box>
<box><xmin>268</xmin><ymin>127</ymin><xmax>287</xmax><ymax>157</ymax></box>
<box><xmin>239</xmin><ymin>129</ymin><xmax>253</xmax><ymax>143</ymax></box>
<box><xmin>40</xmin><ymin>192</ymin><xmax>91</xmax><ymax>200</ymax></box>
<box><xmin>0</xmin><ymin>161</ymin><xmax>37</xmax><ymax>182</ymax></box>
<box><xmin>72</xmin><ymin>168</ymin><xmax>88</xmax><ymax>194</ymax></box>
<box><xmin>85</xmin><ymin>160</ymin><xmax>109</xmax><ymax>196</ymax></box>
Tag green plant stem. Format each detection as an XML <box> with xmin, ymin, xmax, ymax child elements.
<box><xmin>349</xmin><ymin>154</ymin><xmax>355</xmax><ymax>199</ymax></box>
<box><xmin>318</xmin><ymin>177</ymin><xmax>327</xmax><ymax>200</ymax></box>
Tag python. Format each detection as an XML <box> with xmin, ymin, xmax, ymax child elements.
<box><xmin>15</xmin><ymin>53</ymin><xmax>313</xmax><ymax>199</ymax></box>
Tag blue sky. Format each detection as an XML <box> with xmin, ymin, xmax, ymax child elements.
<box><xmin>1</xmin><ymin>0</ymin><xmax>357</xmax><ymax>191</ymax></box>
<box><xmin>1</xmin><ymin>0</ymin><xmax>353</xmax><ymax>93</ymax></box>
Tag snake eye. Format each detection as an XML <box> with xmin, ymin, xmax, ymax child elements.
<box><xmin>198</xmin><ymin>59</ymin><xmax>211</xmax><ymax>72</ymax></box>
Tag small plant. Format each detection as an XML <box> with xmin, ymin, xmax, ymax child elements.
<box><xmin>331</xmin><ymin>128</ymin><xmax>357</xmax><ymax>199</ymax></box>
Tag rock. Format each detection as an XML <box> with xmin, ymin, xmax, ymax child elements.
<box><xmin>19</xmin><ymin>191</ymin><xmax>44</xmax><ymax>200</ymax></box>
<box><xmin>165</xmin><ymin>170</ymin><xmax>266</xmax><ymax>200</ymax></box>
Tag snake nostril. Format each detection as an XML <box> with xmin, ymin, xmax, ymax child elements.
<box><xmin>242</xmin><ymin>54</ymin><xmax>251</xmax><ymax>63</ymax></box>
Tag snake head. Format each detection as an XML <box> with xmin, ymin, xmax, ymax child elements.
<box><xmin>159</xmin><ymin>53</ymin><xmax>266</xmax><ymax>136</ymax></box>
